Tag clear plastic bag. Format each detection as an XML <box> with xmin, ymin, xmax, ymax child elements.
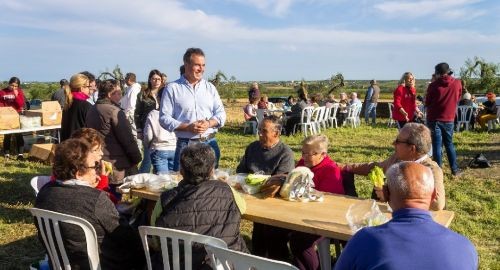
<box><xmin>346</xmin><ymin>199</ymin><xmax>389</xmax><ymax>233</ymax></box>
<box><xmin>279</xmin><ymin>166</ymin><xmax>323</xmax><ymax>202</ymax></box>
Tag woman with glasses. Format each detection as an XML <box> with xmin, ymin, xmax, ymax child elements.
<box><xmin>135</xmin><ymin>69</ymin><xmax>163</xmax><ymax>173</ymax></box>
<box><xmin>60</xmin><ymin>73</ymin><xmax>92</xmax><ymax>141</ymax></box>
<box><xmin>0</xmin><ymin>77</ymin><xmax>26</xmax><ymax>158</ymax></box>
<box><xmin>35</xmin><ymin>139</ymin><xmax>145</xmax><ymax>269</ymax></box>
<box><xmin>86</xmin><ymin>79</ymin><xmax>141</xmax><ymax>198</ymax></box>
<box><xmin>289</xmin><ymin>134</ymin><xmax>344</xmax><ymax>270</ymax></box>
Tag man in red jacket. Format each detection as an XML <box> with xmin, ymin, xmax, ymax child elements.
<box><xmin>425</xmin><ymin>63</ymin><xmax>462</xmax><ymax>176</ymax></box>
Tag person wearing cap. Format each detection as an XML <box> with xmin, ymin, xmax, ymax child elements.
<box><xmin>364</xmin><ymin>80</ymin><xmax>381</xmax><ymax>125</ymax></box>
<box><xmin>477</xmin><ymin>91</ymin><xmax>498</xmax><ymax>129</ymax></box>
<box><xmin>425</xmin><ymin>62</ymin><xmax>462</xmax><ymax>176</ymax></box>
<box><xmin>51</xmin><ymin>79</ymin><xmax>69</xmax><ymax>109</ymax></box>
<box><xmin>159</xmin><ymin>48</ymin><xmax>226</xmax><ymax>171</ymax></box>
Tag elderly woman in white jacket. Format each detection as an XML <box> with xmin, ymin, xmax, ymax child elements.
<box><xmin>143</xmin><ymin>88</ymin><xmax>177</xmax><ymax>174</ymax></box>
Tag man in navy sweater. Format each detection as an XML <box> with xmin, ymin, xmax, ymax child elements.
<box><xmin>335</xmin><ymin>162</ymin><xmax>478</xmax><ymax>270</ymax></box>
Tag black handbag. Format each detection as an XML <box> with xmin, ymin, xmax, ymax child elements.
<box><xmin>468</xmin><ymin>153</ymin><xmax>492</xmax><ymax>168</ymax></box>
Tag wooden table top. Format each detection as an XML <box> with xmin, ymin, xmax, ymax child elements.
<box><xmin>130</xmin><ymin>188</ymin><xmax>455</xmax><ymax>241</ymax></box>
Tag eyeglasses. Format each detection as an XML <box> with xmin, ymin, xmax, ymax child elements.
<box><xmin>393</xmin><ymin>138</ymin><xmax>413</xmax><ymax>145</ymax></box>
<box><xmin>151</xmin><ymin>78</ymin><xmax>162</xmax><ymax>81</ymax></box>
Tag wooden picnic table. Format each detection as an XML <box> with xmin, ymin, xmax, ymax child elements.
<box><xmin>130</xmin><ymin>187</ymin><xmax>454</xmax><ymax>241</ymax></box>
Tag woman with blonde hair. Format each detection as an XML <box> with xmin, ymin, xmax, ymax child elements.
<box><xmin>392</xmin><ymin>72</ymin><xmax>423</xmax><ymax>129</ymax></box>
<box><xmin>60</xmin><ymin>73</ymin><xmax>92</xmax><ymax>141</ymax></box>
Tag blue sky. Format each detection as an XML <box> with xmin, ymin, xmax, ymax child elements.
<box><xmin>1</xmin><ymin>0</ymin><xmax>499</xmax><ymax>82</ymax></box>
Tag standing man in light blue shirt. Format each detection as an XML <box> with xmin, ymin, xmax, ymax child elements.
<box><xmin>159</xmin><ymin>48</ymin><xmax>226</xmax><ymax>171</ymax></box>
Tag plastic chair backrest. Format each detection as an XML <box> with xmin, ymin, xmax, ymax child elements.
<box><xmin>388</xmin><ymin>102</ymin><xmax>394</xmax><ymax>118</ymax></box>
<box><xmin>456</xmin><ymin>105</ymin><xmax>473</xmax><ymax>123</ymax></box>
<box><xmin>329</xmin><ymin>103</ymin><xmax>339</xmax><ymax>119</ymax></box>
<box><xmin>300</xmin><ymin>107</ymin><xmax>314</xmax><ymax>124</ymax></box>
<box><xmin>138</xmin><ymin>226</ymin><xmax>228</xmax><ymax>270</ymax></box>
<box><xmin>206</xmin><ymin>244</ymin><xmax>299</xmax><ymax>270</ymax></box>
<box><xmin>256</xmin><ymin>109</ymin><xmax>266</xmax><ymax>123</ymax></box>
<box><xmin>30</xmin><ymin>176</ymin><xmax>51</xmax><ymax>195</ymax></box>
<box><xmin>29</xmin><ymin>208</ymin><xmax>101</xmax><ymax>270</ymax></box>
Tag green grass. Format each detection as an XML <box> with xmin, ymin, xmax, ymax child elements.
<box><xmin>1</xmin><ymin>120</ymin><xmax>499</xmax><ymax>269</ymax></box>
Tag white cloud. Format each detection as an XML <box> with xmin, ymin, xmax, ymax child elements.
<box><xmin>232</xmin><ymin>0</ymin><xmax>293</xmax><ymax>17</ymax></box>
<box><xmin>374</xmin><ymin>0</ymin><xmax>484</xmax><ymax>19</ymax></box>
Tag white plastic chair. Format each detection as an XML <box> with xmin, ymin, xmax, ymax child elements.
<box><xmin>311</xmin><ymin>106</ymin><xmax>326</xmax><ymax>133</ymax></box>
<box><xmin>387</xmin><ymin>103</ymin><xmax>396</xmax><ymax>127</ymax></box>
<box><xmin>256</xmin><ymin>109</ymin><xmax>266</xmax><ymax>124</ymax></box>
<box><xmin>206</xmin><ymin>244</ymin><xmax>299</xmax><ymax>270</ymax></box>
<box><xmin>243</xmin><ymin>121</ymin><xmax>257</xmax><ymax>135</ymax></box>
<box><xmin>30</xmin><ymin>176</ymin><xmax>51</xmax><ymax>195</ymax></box>
<box><xmin>487</xmin><ymin>105</ymin><xmax>500</xmax><ymax>131</ymax></box>
<box><xmin>138</xmin><ymin>226</ymin><xmax>228</xmax><ymax>270</ymax></box>
<box><xmin>320</xmin><ymin>106</ymin><xmax>330</xmax><ymax>130</ymax></box>
<box><xmin>455</xmin><ymin>105</ymin><xmax>474</xmax><ymax>132</ymax></box>
<box><xmin>29</xmin><ymin>208</ymin><xmax>101</xmax><ymax>270</ymax></box>
<box><xmin>345</xmin><ymin>104</ymin><xmax>362</xmax><ymax>128</ymax></box>
<box><xmin>328</xmin><ymin>103</ymin><xmax>339</xmax><ymax>128</ymax></box>
<box><xmin>293</xmin><ymin>106</ymin><xmax>315</xmax><ymax>136</ymax></box>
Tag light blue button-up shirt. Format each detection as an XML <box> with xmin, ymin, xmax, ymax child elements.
<box><xmin>159</xmin><ymin>76</ymin><xmax>226</xmax><ymax>139</ymax></box>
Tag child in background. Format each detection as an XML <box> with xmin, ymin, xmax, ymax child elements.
<box><xmin>143</xmin><ymin>88</ymin><xmax>177</xmax><ymax>174</ymax></box>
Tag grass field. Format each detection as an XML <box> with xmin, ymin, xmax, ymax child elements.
<box><xmin>0</xmin><ymin>102</ymin><xmax>499</xmax><ymax>269</ymax></box>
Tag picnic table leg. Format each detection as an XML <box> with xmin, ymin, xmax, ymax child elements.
<box><xmin>317</xmin><ymin>238</ymin><xmax>331</xmax><ymax>270</ymax></box>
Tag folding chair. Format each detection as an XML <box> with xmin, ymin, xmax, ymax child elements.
<box><xmin>206</xmin><ymin>244</ymin><xmax>299</xmax><ymax>270</ymax></box>
<box><xmin>29</xmin><ymin>208</ymin><xmax>101</xmax><ymax>270</ymax></box>
<box><xmin>138</xmin><ymin>226</ymin><xmax>227</xmax><ymax>270</ymax></box>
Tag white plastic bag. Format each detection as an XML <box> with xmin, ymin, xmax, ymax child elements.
<box><xmin>279</xmin><ymin>166</ymin><xmax>323</xmax><ymax>202</ymax></box>
<box><xmin>346</xmin><ymin>199</ymin><xmax>389</xmax><ymax>233</ymax></box>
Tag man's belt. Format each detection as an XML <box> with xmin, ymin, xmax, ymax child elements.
<box><xmin>183</xmin><ymin>133</ymin><xmax>216</xmax><ymax>142</ymax></box>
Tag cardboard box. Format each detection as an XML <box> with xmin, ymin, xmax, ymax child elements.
<box><xmin>24</xmin><ymin>101</ymin><xmax>62</xmax><ymax>126</ymax></box>
<box><xmin>0</xmin><ymin>107</ymin><xmax>20</xmax><ymax>130</ymax></box>
<box><xmin>29</xmin><ymin>143</ymin><xmax>56</xmax><ymax>163</ymax></box>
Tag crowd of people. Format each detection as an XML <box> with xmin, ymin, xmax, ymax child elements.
<box><xmin>1</xmin><ymin>51</ymin><xmax>489</xmax><ymax>269</ymax></box>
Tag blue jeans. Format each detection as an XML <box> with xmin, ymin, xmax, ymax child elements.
<box><xmin>173</xmin><ymin>137</ymin><xmax>220</xmax><ymax>172</ymax></box>
<box><xmin>427</xmin><ymin>121</ymin><xmax>459</xmax><ymax>173</ymax></box>
<box><xmin>364</xmin><ymin>102</ymin><xmax>377</xmax><ymax>124</ymax></box>
<box><xmin>139</xmin><ymin>144</ymin><xmax>152</xmax><ymax>173</ymax></box>
<box><xmin>150</xmin><ymin>149</ymin><xmax>175</xmax><ymax>174</ymax></box>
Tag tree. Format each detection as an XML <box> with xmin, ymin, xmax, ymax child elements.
<box><xmin>328</xmin><ymin>73</ymin><xmax>345</xmax><ymax>95</ymax></box>
<box><xmin>460</xmin><ymin>57</ymin><xmax>499</xmax><ymax>94</ymax></box>
<box><xmin>98</xmin><ymin>65</ymin><xmax>125</xmax><ymax>87</ymax></box>
<box><xmin>210</xmin><ymin>70</ymin><xmax>228</xmax><ymax>87</ymax></box>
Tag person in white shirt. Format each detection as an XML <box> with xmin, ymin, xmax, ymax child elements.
<box><xmin>143</xmin><ymin>88</ymin><xmax>177</xmax><ymax>174</ymax></box>
<box><xmin>120</xmin><ymin>73</ymin><xmax>142</xmax><ymax>139</ymax></box>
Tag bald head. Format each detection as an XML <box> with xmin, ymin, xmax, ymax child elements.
<box><xmin>386</xmin><ymin>162</ymin><xmax>435</xmax><ymax>210</ymax></box>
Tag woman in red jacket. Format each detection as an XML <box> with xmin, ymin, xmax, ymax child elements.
<box><xmin>392</xmin><ymin>72</ymin><xmax>423</xmax><ymax>129</ymax></box>
<box><xmin>0</xmin><ymin>77</ymin><xmax>26</xmax><ymax>159</ymax></box>
<box><xmin>290</xmin><ymin>134</ymin><xmax>344</xmax><ymax>270</ymax></box>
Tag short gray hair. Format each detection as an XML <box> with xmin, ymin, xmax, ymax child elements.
<box><xmin>400</xmin><ymin>123</ymin><xmax>431</xmax><ymax>155</ymax></box>
<box><xmin>259</xmin><ymin>115</ymin><xmax>282</xmax><ymax>134</ymax></box>
<box><xmin>386</xmin><ymin>161</ymin><xmax>434</xmax><ymax>198</ymax></box>
<box><xmin>302</xmin><ymin>134</ymin><xmax>329</xmax><ymax>153</ymax></box>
